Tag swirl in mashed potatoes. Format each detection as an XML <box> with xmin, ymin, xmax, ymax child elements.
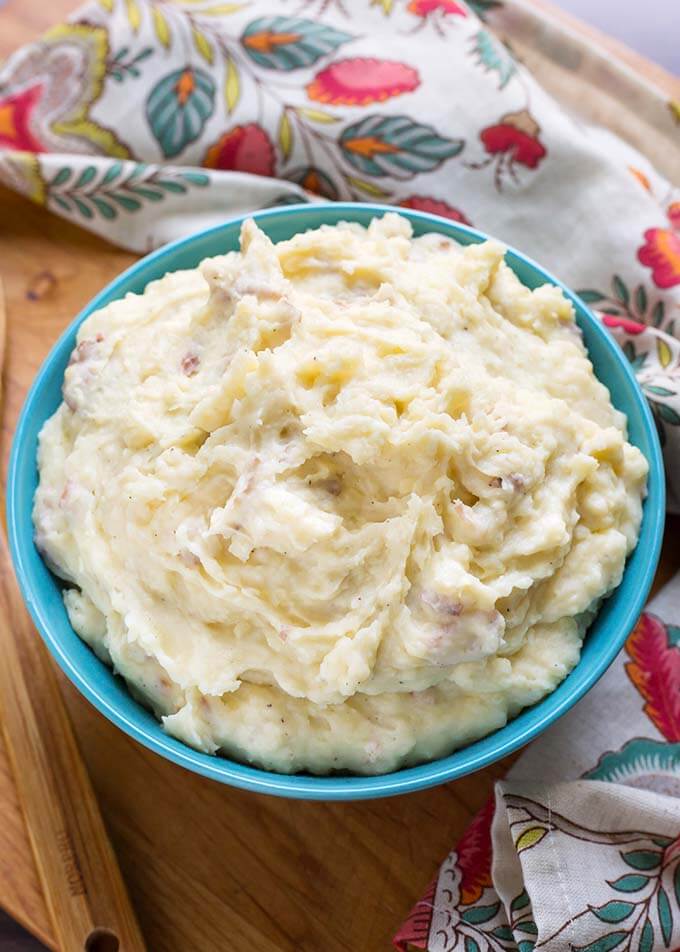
<box><xmin>34</xmin><ymin>214</ymin><xmax>647</xmax><ymax>774</ymax></box>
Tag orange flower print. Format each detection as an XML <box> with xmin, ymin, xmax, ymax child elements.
<box><xmin>307</xmin><ymin>59</ymin><xmax>419</xmax><ymax>106</ymax></box>
<box><xmin>399</xmin><ymin>195</ymin><xmax>471</xmax><ymax>224</ymax></box>
<box><xmin>203</xmin><ymin>124</ymin><xmax>275</xmax><ymax>177</ymax></box>
<box><xmin>408</xmin><ymin>0</ymin><xmax>467</xmax><ymax>16</ymax></box>
<box><xmin>638</xmin><ymin>228</ymin><xmax>680</xmax><ymax>289</ymax></box>
<box><xmin>629</xmin><ymin>166</ymin><xmax>651</xmax><ymax>192</ymax></box>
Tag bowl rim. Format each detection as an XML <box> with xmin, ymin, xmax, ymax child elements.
<box><xmin>7</xmin><ymin>202</ymin><xmax>666</xmax><ymax>800</ymax></box>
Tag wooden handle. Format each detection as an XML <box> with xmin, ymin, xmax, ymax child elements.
<box><xmin>0</xmin><ymin>531</ymin><xmax>147</xmax><ymax>951</ymax></box>
<box><xmin>0</xmin><ymin>281</ymin><xmax>145</xmax><ymax>951</ymax></box>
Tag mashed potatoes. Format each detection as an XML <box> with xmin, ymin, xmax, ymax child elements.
<box><xmin>34</xmin><ymin>213</ymin><xmax>647</xmax><ymax>774</ymax></box>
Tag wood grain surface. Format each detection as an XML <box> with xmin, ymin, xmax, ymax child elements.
<box><xmin>0</xmin><ymin>519</ymin><xmax>146</xmax><ymax>950</ymax></box>
<box><xmin>0</xmin><ymin>3</ymin><xmax>678</xmax><ymax>950</ymax></box>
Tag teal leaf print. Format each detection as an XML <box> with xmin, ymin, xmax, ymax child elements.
<box><xmin>518</xmin><ymin>942</ymin><xmax>535</xmax><ymax>952</ymax></box>
<box><xmin>111</xmin><ymin>194</ymin><xmax>141</xmax><ymax>211</ymax></box>
<box><xmin>464</xmin><ymin>937</ymin><xmax>481</xmax><ymax>952</ymax></box>
<box><xmin>460</xmin><ymin>902</ymin><xmax>500</xmax><ymax>925</ymax></box>
<box><xmin>492</xmin><ymin>925</ymin><xmax>515</xmax><ymax>940</ymax></box>
<box><xmin>178</xmin><ymin>171</ymin><xmax>210</xmax><ymax>186</ymax></box>
<box><xmin>621</xmin><ymin>849</ymin><xmax>662</xmax><ymax>870</ymax></box>
<box><xmin>609</xmin><ymin>874</ymin><xmax>650</xmax><ymax>892</ymax></box>
<box><xmin>265</xmin><ymin>192</ymin><xmax>311</xmax><ymax>208</ymax></box>
<box><xmin>584</xmin><ymin>739</ymin><xmax>680</xmax><ymax>785</ymax></box>
<box><xmin>92</xmin><ymin>197</ymin><xmax>116</xmax><ymax>219</ymax></box>
<box><xmin>573</xmin><ymin>931</ymin><xmax>627</xmax><ymax>952</ymax></box>
<box><xmin>146</xmin><ymin>68</ymin><xmax>215</xmax><ymax>158</ymax></box>
<box><xmin>466</xmin><ymin>0</ymin><xmax>502</xmax><ymax>18</ymax></box>
<box><xmin>592</xmin><ymin>901</ymin><xmax>635</xmax><ymax>923</ymax></box>
<box><xmin>612</xmin><ymin>275</ymin><xmax>630</xmax><ymax>306</ymax></box>
<box><xmin>47</xmin><ymin>162</ymin><xmax>210</xmax><ymax>221</ymax></box>
<box><xmin>472</xmin><ymin>29</ymin><xmax>516</xmax><ymax>88</ymax></box>
<box><xmin>51</xmin><ymin>167</ymin><xmax>72</xmax><ymax>187</ymax></box>
<box><xmin>675</xmin><ymin>862</ymin><xmax>680</xmax><ymax>906</ymax></box>
<box><xmin>511</xmin><ymin>889</ymin><xmax>530</xmax><ymax>912</ymax></box>
<box><xmin>517</xmin><ymin>921</ymin><xmax>538</xmax><ymax>935</ymax></box>
<box><xmin>645</xmin><ymin>385</ymin><xmax>675</xmax><ymax>397</ymax></box>
<box><xmin>577</xmin><ymin>289</ymin><xmax>606</xmax><ymax>304</ymax></box>
<box><xmin>657</xmin><ymin>887</ymin><xmax>673</xmax><ymax>946</ymax></box>
<box><xmin>635</xmin><ymin>284</ymin><xmax>648</xmax><ymax>314</ymax></box>
<box><xmin>340</xmin><ymin>115</ymin><xmax>463</xmax><ymax>178</ymax></box>
<box><xmin>241</xmin><ymin>17</ymin><xmax>352</xmax><ymax>70</ymax></box>
<box><xmin>109</xmin><ymin>46</ymin><xmax>154</xmax><ymax>82</ymax></box>
<box><xmin>652</xmin><ymin>300</ymin><xmax>665</xmax><ymax>326</ymax></box>
<box><xmin>658</xmin><ymin>403</ymin><xmax>680</xmax><ymax>425</ymax></box>
<box><xmin>74</xmin><ymin>166</ymin><xmax>97</xmax><ymax>187</ymax></box>
<box><xmin>639</xmin><ymin>918</ymin><xmax>654</xmax><ymax>952</ymax></box>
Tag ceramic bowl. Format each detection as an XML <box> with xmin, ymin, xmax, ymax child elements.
<box><xmin>7</xmin><ymin>203</ymin><xmax>665</xmax><ymax>799</ymax></box>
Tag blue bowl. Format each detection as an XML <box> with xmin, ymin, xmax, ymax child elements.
<box><xmin>7</xmin><ymin>203</ymin><xmax>665</xmax><ymax>800</ymax></box>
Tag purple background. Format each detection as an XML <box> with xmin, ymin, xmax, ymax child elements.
<box><xmin>556</xmin><ymin>0</ymin><xmax>679</xmax><ymax>74</ymax></box>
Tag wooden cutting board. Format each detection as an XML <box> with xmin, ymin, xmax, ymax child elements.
<box><xmin>0</xmin><ymin>3</ymin><xmax>678</xmax><ymax>950</ymax></box>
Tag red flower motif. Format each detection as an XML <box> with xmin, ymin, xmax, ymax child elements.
<box><xmin>0</xmin><ymin>84</ymin><xmax>45</xmax><ymax>153</ymax></box>
<box><xmin>480</xmin><ymin>111</ymin><xmax>546</xmax><ymax>169</ymax></box>
<box><xmin>307</xmin><ymin>59</ymin><xmax>419</xmax><ymax>106</ymax></box>
<box><xmin>203</xmin><ymin>124</ymin><xmax>275</xmax><ymax>177</ymax></box>
<box><xmin>601</xmin><ymin>315</ymin><xmax>647</xmax><ymax>335</ymax></box>
<box><xmin>625</xmin><ymin>613</ymin><xmax>680</xmax><ymax>741</ymax></box>
<box><xmin>399</xmin><ymin>195</ymin><xmax>471</xmax><ymax>225</ymax></box>
<box><xmin>637</xmin><ymin>227</ymin><xmax>680</xmax><ymax>289</ymax></box>
<box><xmin>408</xmin><ymin>0</ymin><xmax>467</xmax><ymax>16</ymax></box>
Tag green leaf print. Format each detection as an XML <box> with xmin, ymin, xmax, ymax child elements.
<box><xmin>511</xmin><ymin>889</ymin><xmax>530</xmax><ymax>912</ymax></box>
<box><xmin>658</xmin><ymin>403</ymin><xmax>680</xmax><ymax>425</ymax></box>
<box><xmin>675</xmin><ymin>862</ymin><xmax>680</xmax><ymax>906</ymax></box>
<box><xmin>47</xmin><ymin>162</ymin><xmax>210</xmax><ymax>222</ymax></box>
<box><xmin>657</xmin><ymin>886</ymin><xmax>673</xmax><ymax>946</ymax></box>
<box><xmin>339</xmin><ymin>114</ymin><xmax>463</xmax><ymax>178</ymax></box>
<box><xmin>574</xmin><ymin>931</ymin><xmax>627</xmax><ymax>952</ymax></box>
<box><xmin>461</xmin><ymin>902</ymin><xmax>500</xmax><ymax>925</ymax></box>
<box><xmin>635</xmin><ymin>284</ymin><xmax>648</xmax><ymax>314</ymax></box>
<box><xmin>612</xmin><ymin>275</ymin><xmax>630</xmax><ymax>306</ymax></box>
<box><xmin>639</xmin><ymin>919</ymin><xmax>654</xmax><ymax>952</ymax></box>
<box><xmin>464</xmin><ymin>936</ymin><xmax>481</xmax><ymax>952</ymax></box>
<box><xmin>577</xmin><ymin>289</ymin><xmax>606</xmax><ymax>303</ymax></box>
<box><xmin>146</xmin><ymin>68</ymin><xmax>215</xmax><ymax>158</ymax></box>
<box><xmin>609</xmin><ymin>874</ymin><xmax>650</xmax><ymax>892</ymax></box>
<box><xmin>591</xmin><ymin>901</ymin><xmax>635</xmax><ymax>923</ymax></box>
<box><xmin>241</xmin><ymin>17</ymin><xmax>353</xmax><ymax>70</ymax></box>
<box><xmin>466</xmin><ymin>0</ymin><xmax>502</xmax><ymax>18</ymax></box>
<box><xmin>472</xmin><ymin>29</ymin><xmax>516</xmax><ymax>88</ymax></box>
<box><xmin>652</xmin><ymin>300</ymin><xmax>665</xmax><ymax>327</ymax></box>
<box><xmin>620</xmin><ymin>850</ymin><xmax>662</xmax><ymax>870</ymax></box>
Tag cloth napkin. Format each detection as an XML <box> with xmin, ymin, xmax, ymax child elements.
<box><xmin>394</xmin><ymin>583</ymin><xmax>680</xmax><ymax>951</ymax></box>
<box><xmin>1</xmin><ymin>2</ymin><xmax>679</xmax><ymax>950</ymax></box>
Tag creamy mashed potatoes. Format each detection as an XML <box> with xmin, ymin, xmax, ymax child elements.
<box><xmin>34</xmin><ymin>214</ymin><xmax>647</xmax><ymax>774</ymax></box>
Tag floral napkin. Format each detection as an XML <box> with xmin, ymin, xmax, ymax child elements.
<box><xmin>1</xmin><ymin>1</ymin><xmax>679</xmax><ymax>950</ymax></box>
<box><xmin>394</xmin><ymin>588</ymin><xmax>680</xmax><ymax>951</ymax></box>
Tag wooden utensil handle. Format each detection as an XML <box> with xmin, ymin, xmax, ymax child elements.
<box><xmin>0</xmin><ymin>529</ymin><xmax>146</xmax><ymax>951</ymax></box>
